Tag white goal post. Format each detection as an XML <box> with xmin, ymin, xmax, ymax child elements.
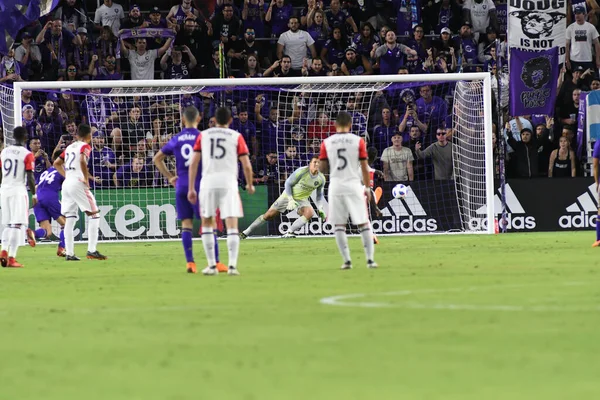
<box><xmin>9</xmin><ymin>73</ymin><xmax>495</xmax><ymax>237</ymax></box>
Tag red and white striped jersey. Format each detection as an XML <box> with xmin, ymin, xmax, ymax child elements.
<box><xmin>193</xmin><ymin>127</ymin><xmax>249</xmax><ymax>189</ymax></box>
<box><xmin>0</xmin><ymin>145</ymin><xmax>34</xmax><ymax>192</ymax></box>
<box><xmin>61</xmin><ymin>141</ymin><xmax>92</xmax><ymax>182</ymax></box>
<box><xmin>319</xmin><ymin>133</ymin><xmax>368</xmax><ymax>194</ymax></box>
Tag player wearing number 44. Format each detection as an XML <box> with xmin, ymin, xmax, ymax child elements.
<box><xmin>241</xmin><ymin>156</ymin><xmax>326</xmax><ymax>239</ymax></box>
<box><xmin>153</xmin><ymin>106</ymin><xmax>228</xmax><ymax>274</ymax></box>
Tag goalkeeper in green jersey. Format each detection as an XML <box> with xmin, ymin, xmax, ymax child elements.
<box><xmin>241</xmin><ymin>156</ymin><xmax>326</xmax><ymax>238</ymax></box>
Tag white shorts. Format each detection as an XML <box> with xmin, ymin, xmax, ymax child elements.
<box><xmin>61</xmin><ymin>181</ymin><xmax>99</xmax><ymax>217</ymax></box>
<box><xmin>1</xmin><ymin>193</ymin><xmax>29</xmax><ymax>225</ymax></box>
<box><xmin>328</xmin><ymin>188</ymin><xmax>369</xmax><ymax>226</ymax></box>
<box><xmin>200</xmin><ymin>187</ymin><xmax>243</xmax><ymax>219</ymax></box>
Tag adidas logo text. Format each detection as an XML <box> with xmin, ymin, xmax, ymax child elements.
<box><xmin>378</xmin><ymin>185</ymin><xmax>439</xmax><ymax>232</ymax></box>
<box><xmin>471</xmin><ymin>184</ymin><xmax>537</xmax><ymax>231</ymax></box>
<box><xmin>559</xmin><ymin>183</ymin><xmax>598</xmax><ymax>228</ymax></box>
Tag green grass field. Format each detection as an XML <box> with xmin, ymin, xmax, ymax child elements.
<box><xmin>0</xmin><ymin>232</ymin><xmax>599</xmax><ymax>400</ymax></box>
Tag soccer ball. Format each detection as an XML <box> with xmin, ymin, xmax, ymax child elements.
<box><xmin>392</xmin><ymin>184</ymin><xmax>408</xmax><ymax>199</ymax></box>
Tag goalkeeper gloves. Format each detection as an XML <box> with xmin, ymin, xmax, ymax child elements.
<box><xmin>286</xmin><ymin>198</ymin><xmax>298</xmax><ymax>210</ymax></box>
<box><xmin>318</xmin><ymin>208</ymin><xmax>326</xmax><ymax>220</ymax></box>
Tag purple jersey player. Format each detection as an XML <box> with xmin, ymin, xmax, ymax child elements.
<box><xmin>153</xmin><ymin>106</ymin><xmax>225</xmax><ymax>274</ymax></box>
<box><xmin>592</xmin><ymin>140</ymin><xmax>600</xmax><ymax>247</ymax></box>
<box><xmin>32</xmin><ymin>164</ymin><xmax>66</xmax><ymax>257</ymax></box>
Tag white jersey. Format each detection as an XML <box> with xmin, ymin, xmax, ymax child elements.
<box><xmin>320</xmin><ymin>133</ymin><xmax>367</xmax><ymax>194</ymax></box>
<box><xmin>0</xmin><ymin>145</ymin><xmax>34</xmax><ymax>194</ymax></box>
<box><xmin>193</xmin><ymin>127</ymin><xmax>249</xmax><ymax>189</ymax></box>
<box><xmin>61</xmin><ymin>141</ymin><xmax>92</xmax><ymax>182</ymax></box>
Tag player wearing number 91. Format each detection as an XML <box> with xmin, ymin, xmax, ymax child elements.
<box><xmin>319</xmin><ymin>111</ymin><xmax>377</xmax><ymax>270</ymax></box>
<box><xmin>153</xmin><ymin>106</ymin><xmax>227</xmax><ymax>274</ymax></box>
<box><xmin>187</xmin><ymin>107</ymin><xmax>255</xmax><ymax>276</ymax></box>
<box><xmin>0</xmin><ymin>127</ymin><xmax>37</xmax><ymax>268</ymax></box>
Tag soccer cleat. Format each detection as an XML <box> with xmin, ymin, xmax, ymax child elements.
<box><xmin>341</xmin><ymin>261</ymin><xmax>352</xmax><ymax>270</ymax></box>
<box><xmin>26</xmin><ymin>229</ymin><xmax>36</xmax><ymax>247</ymax></box>
<box><xmin>227</xmin><ymin>266</ymin><xmax>240</xmax><ymax>276</ymax></box>
<box><xmin>87</xmin><ymin>251</ymin><xmax>107</xmax><ymax>260</ymax></box>
<box><xmin>57</xmin><ymin>247</ymin><xmax>66</xmax><ymax>257</ymax></box>
<box><xmin>7</xmin><ymin>257</ymin><xmax>23</xmax><ymax>268</ymax></box>
<box><xmin>239</xmin><ymin>232</ymin><xmax>248</xmax><ymax>240</ymax></box>
<box><xmin>367</xmin><ymin>261</ymin><xmax>378</xmax><ymax>269</ymax></box>
<box><xmin>592</xmin><ymin>240</ymin><xmax>600</xmax><ymax>247</ymax></box>
<box><xmin>281</xmin><ymin>232</ymin><xmax>296</xmax><ymax>239</ymax></box>
<box><xmin>373</xmin><ymin>234</ymin><xmax>379</xmax><ymax>245</ymax></box>
<box><xmin>66</xmin><ymin>255</ymin><xmax>81</xmax><ymax>261</ymax></box>
<box><xmin>0</xmin><ymin>250</ymin><xmax>8</xmax><ymax>268</ymax></box>
<box><xmin>202</xmin><ymin>266</ymin><xmax>218</xmax><ymax>276</ymax></box>
<box><xmin>186</xmin><ymin>262</ymin><xmax>197</xmax><ymax>274</ymax></box>
<box><xmin>216</xmin><ymin>262</ymin><xmax>228</xmax><ymax>273</ymax></box>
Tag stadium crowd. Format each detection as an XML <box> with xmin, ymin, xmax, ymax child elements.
<box><xmin>0</xmin><ymin>0</ymin><xmax>596</xmax><ymax>188</ymax></box>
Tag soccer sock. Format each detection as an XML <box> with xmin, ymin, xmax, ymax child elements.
<box><xmin>201</xmin><ymin>227</ymin><xmax>216</xmax><ymax>267</ymax></box>
<box><xmin>65</xmin><ymin>217</ymin><xmax>76</xmax><ymax>256</ymax></box>
<box><xmin>243</xmin><ymin>215</ymin><xmax>265</xmax><ymax>236</ymax></box>
<box><xmin>334</xmin><ymin>227</ymin><xmax>351</xmax><ymax>264</ymax></box>
<box><xmin>227</xmin><ymin>229</ymin><xmax>240</xmax><ymax>268</ymax></box>
<box><xmin>8</xmin><ymin>227</ymin><xmax>21</xmax><ymax>258</ymax></box>
<box><xmin>59</xmin><ymin>228</ymin><xmax>65</xmax><ymax>248</ymax></box>
<box><xmin>1</xmin><ymin>227</ymin><xmax>10</xmax><ymax>252</ymax></box>
<box><xmin>181</xmin><ymin>228</ymin><xmax>194</xmax><ymax>263</ymax></box>
<box><xmin>214</xmin><ymin>233</ymin><xmax>220</xmax><ymax>262</ymax></box>
<box><xmin>288</xmin><ymin>216</ymin><xmax>308</xmax><ymax>233</ymax></box>
<box><xmin>35</xmin><ymin>228</ymin><xmax>47</xmax><ymax>239</ymax></box>
<box><xmin>359</xmin><ymin>224</ymin><xmax>375</xmax><ymax>263</ymax></box>
<box><xmin>596</xmin><ymin>218</ymin><xmax>600</xmax><ymax>241</ymax></box>
<box><xmin>87</xmin><ymin>216</ymin><xmax>100</xmax><ymax>253</ymax></box>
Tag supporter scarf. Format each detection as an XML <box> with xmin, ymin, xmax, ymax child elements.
<box><xmin>51</xmin><ymin>33</ymin><xmax>66</xmax><ymax>69</ymax></box>
<box><xmin>116</xmin><ymin>28</ymin><xmax>176</xmax><ymax>58</ymax></box>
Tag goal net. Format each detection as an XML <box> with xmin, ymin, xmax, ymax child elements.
<box><xmin>2</xmin><ymin>74</ymin><xmax>494</xmax><ymax>241</ymax></box>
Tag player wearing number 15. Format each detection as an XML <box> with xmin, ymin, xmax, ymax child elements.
<box><xmin>188</xmin><ymin>107</ymin><xmax>255</xmax><ymax>276</ymax></box>
<box><xmin>319</xmin><ymin>112</ymin><xmax>377</xmax><ymax>270</ymax></box>
<box><xmin>0</xmin><ymin>127</ymin><xmax>37</xmax><ymax>268</ymax></box>
<box><xmin>54</xmin><ymin>124</ymin><xmax>107</xmax><ymax>261</ymax></box>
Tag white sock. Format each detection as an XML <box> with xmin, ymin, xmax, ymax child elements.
<box><xmin>243</xmin><ymin>215</ymin><xmax>265</xmax><ymax>236</ymax></box>
<box><xmin>1</xmin><ymin>227</ymin><xmax>10</xmax><ymax>252</ymax></box>
<box><xmin>65</xmin><ymin>217</ymin><xmax>76</xmax><ymax>256</ymax></box>
<box><xmin>88</xmin><ymin>216</ymin><xmax>100</xmax><ymax>253</ymax></box>
<box><xmin>359</xmin><ymin>224</ymin><xmax>375</xmax><ymax>263</ymax></box>
<box><xmin>334</xmin><ymin>227</ymin><xmax>351</xmax><ymax>264</ymax></box>
<box><xmin>227</xmin><ymin>229</ymin><xmax>240</xmax><ymax>268</ymax></box>
<box><xmin>288</xmin><ymin>216</ymin><xmax>308</xmax><ymax>233</ymax></box>
<box><xmin>9</xmin><ymin>227</ymin><xmax>21</xmax><ymax>258</ymax></box>
<box><xmin>202</xmin><ymin>227</ymin><xmax>216</xmax><ymax>267</ymax></box>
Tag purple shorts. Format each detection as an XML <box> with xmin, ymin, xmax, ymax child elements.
<box><xmin>34</xmin><ymin>196</ymin><xmax>62</xmax><ymax>223</ymax></box>
<box><xmin>176</xmin><ymin>190</ymin><xmax>199</xmax><ymax>220</ymax></box>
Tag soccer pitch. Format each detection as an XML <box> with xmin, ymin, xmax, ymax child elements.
<box><xmin>0</xmin><ymin>232</ymin><xmax>599</xmax><ymax>400</ymax></box>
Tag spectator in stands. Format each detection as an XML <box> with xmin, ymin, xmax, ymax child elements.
<box><xmin>505</xmin><ymin>119</ymin><xmax>541</xmax><ymax>178</ymax></box>
<box><xmin>415</xmin><ymin>128</ymin><xmax>453</xmax><ymax>180</ymax></box>
<box><xmin>372</xmin><ymin>30</ymin><xmax>417</xmax><ymax>75</ymax></box>
<box><xmin>21</xmin><ymin>90</ymin><xmax>37</xmax><ymax>112</ymax></box>
<box><xmin>167</xmin><ymin>0</ymin><xmax>202</xmax><ymax>30</ymax></box>
<box><xmin>326</xmin><ymin>0</ymin><xmax>358</xmax><ymax>36</ymax></box>
<box><xmin>89</xmin><ymin>54</ymin><xmax>121</xmax><ymax>80</ymax></box>
<box><xmin>396</xmin><ymin>0</ymin><xmax>421</xmax><ymax>37</ymax></box>
<box><xmin>289</xmin><ymin>126</ymin><xmax>307</xmax><ymax>156</ymax></box>
<box><xmin>0</xmin><ymin>49</ymin><xmax>25</xmax><ymax>83</ymax></box>
<box><xmin>463</xmin><ymin>0</ymin><xmax>498</xmax><ymax>41</ymax></box>
<box><xmin>301</xmin><ymin>0</ymin><xmax>320</xmax><ymax>27</ymax></box>
<box><xmin>62</xmin><ymin>64</ymin><xmax>80</xmax><ymax>82</ymax></box>
<box><xmin>321</xmin><ymin>27</ymin><xmax>349</xmax><ymax>72</ymax></box>
<box><xmin>265</xmin><ymin>0</ymin><xmax>293</xmax><ymax>37</ymax></box>
<box><xmin>422</xmin><ymin>0</ymin><xmax>461</xmax><ymax>35</ymax></box>
<box><xmin>307</xmin><ymin>9</ymin><xmax>330</xmax><ymax>55</ymax></box>
<box><xmin>548</xmin><ymin>135</ymin><xmax>576</xmax><ymax>178</ymax></box>
<box><xmin>277</xmin><ymin>17</ymin><xmax>317</xmax><ymax>71</ymax></box>
<box><xmin>403</xmin><ymin>25</ymin><xmax>429</xmax><ymax>73</ymax></box>
<box><xmin>118</xmin><ymin>106</ymin><xmax>147</xmax><ymax>160</ymax></box>
<box><xmin>161</xmin><ymin>45</ymin><xmax>197</xmax><ymax>79</ymax></box>
<box><xmin>478</xmin><ymin>26</ymin><xmax>498</xmax><ymax>63</ymax></box>
<box><xmin>399</xmin><ymin>101</ymin><xmax>427</xmax><ymax>137</ymax></box>
<box><xmin>346</xmin><ymin>0</ymin><xmax>377</xmax><ymax>30</ymax></box>
<box><xmin>536</xmin><ymin>116</ymin><xmax>556</xmax><ymax>176</ymax></box>
<box><xmin>121</xmin><ymin>4</ymin><xmax>145</xmax><ymax>30</ymax></box>
<box><xmin>59</xmin><ymin>92</ymin><xmax>81</xmax><ymax>123</ymax></box>
<box><xmin>72</xmin><ymin>27</ymin><xmax>92</xmax><ymax>79</ymax></box>
<box><xmin>307</xmin><ymin>138</ymin><xmax>321</xmax><ymax>159</ymax></box>
<box><xmin>231</xmin><ymin>107</ymin><xmax>259</xmax><ymax>158</ymax></box>
<box><xmin>94</xmin><ymin>0</ymin><xmax>125</xmax><ymax>37</ymax></box>
<box><xmin>253</xmin><ymin>150</ymin><xmax>280</xmax><ymax>185</ymax></box>
<box><xmin>242</xmin><ymin>0</ymin><xmax>266</xmax><ymax>39</ymax></box>
<box><xmin>592</xmin><ymin>76</ymin><xmax>600</xmax><ymax>90</ymax></box>
<box><xmin>279</xmin><ymin>144</ymin><xmax>303</xmax><ymax>175</ymax></box>
<box><xmin>302</xmin><ymin>57</ymin><xmax>328</xmax><ymax>76</ymax></box>
<box><xmin>175</xmin><ymin>18</ymin><xmax>212</xmax><ymax>70</ymax></box>
<box><xmin>372</xmin><ymin>107</ymin><xmax>397</xmax><ymax>155</ymax></box>
<box><xmin>263</xmin><ymin>55</ymin><xmax>301</xmax><ymax>77</ymax></box>
<box><xmin>457</xmin><ymin>22</ymin><xmax>478</xmax><ymax>72</ymax></box>
<box><xmin>22</xmin><ymin>105</ymin><xmax>43</xmax><ymax>144</ymax></box>
<box><xmin>424</xmin><ymin>46</ymin><xmax>456</xmax><ymax>73</ymax></box>
<box><xmin>377</xmin><ymin>25</ymin><xmax>390</xmax><ymax>44</ymax></box>
<box><xmin>211</xmin><ymin>4</ymin><xmax>241</xmax><ymax>51</ymax></box>
<box><xmin>54</xmin><ymin>0</ymin><xmax>87</xmax><ymax>32</ymax></box>
<box><xmin>381</xmin><ymin>132</ymin><xmax>414</xmax><ymax>181</ymax></box>
<box><xmin>559</xmin><ymin>88</ymin><xmax>582</xmax><ymax>131</ymax></box>
<box><xmin>352</xmin><ymin>22</ymin><xmax>379</xmax><ymax>60</ymax></box>
<box><xmin>566</xmin><ymin>6</ymin><xmax>600</xmax><ymax>72</ymax></box>
<box><xmin>38</xmin><ymin>99</ymin><xmax>64</xmax><ymax>153</ymax></box>
<box><xmin>36</xmin><ymin>19</ymin><xmax>80</xmax><ymax>71</ymax></box>
<box><xmin>368</xmin><ymin>90</ymin><xmax>390</xmax><ymax>128</ymax></box>
<box><xmin>204</xmin><ymin>46</ymin><xmax>230</xmax><ymax>78</ymax></box>
<box><xmin>89</xmin><ymin>131</ymin><xmax>117</xmax><ymax>188</ymax></box>
<box><xmin>14</xmin><ymin>33</ymin><xmax>42</xmax><ymax>80</ymax></box>
<box><xmin>228</xmin><ymin>27</ymin><xmax>268</xmax><ymax>70</ymax></box>
<box><xmin>416</xmin><ymin>85</ymin><xmax>448</xmax><ymax>134</ymax></box>
<box><xmin>341</xmin><ymin>46</ymin><xmax>373</xmax><ymax>75</ymax></box>
<box><xmin>308</xmin><ymin>110</ymin><xmax>336</xmax><ymax>139</ymax></box>
<box><xmin>144</xmin><ymin>7</ymin><xmax>171</xmax><ymax>30</ymax></box>
<box><xmin>433</xmin><ymin>27</ymin><xmax>459</xmax><ymax>60</ymax></box>
<box><xmin>240</xmin><ymin>54</ymin><xmax>263</xmax><ymax>77</ymax></box>
<box><xmin>120</xmin><ymin>36</ymin><xmax>173</xmax><ymax>80</ymax></box>
<box><xmin>406</xmin><ymin>125</ymin><xmax>431</xmax><ymax>180</ymax></box>
<box><xmin>29</xmin><ymin>137</ymin><xmax>51</xmax><ymax>182</ymax></box>
<box><xmin>96</xmin><ymin>25</ymin><xmax>119</xmax><ymax>66</ymax></box>
<box><xmin>114</xmin><ymin>155</ymin><xmax>154</xmax><ymax>188</ymax></box>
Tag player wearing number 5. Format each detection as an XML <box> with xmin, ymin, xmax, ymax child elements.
<box><xmin>188</xmin><ymin>107</ymin><xmax>255</xmax><ymax>276</ymax></box>
<box><xmin>0</xmin><ymin>127</ymin><xmax>37</xmax><ymax>268</ymax></box>
<box><xmin>154</xmin><ymin>106</ymin><xmax>227</xmax><ymax>274</ymax></box>
<box><xmin>319</xmin><ymin>112</ymin><xmax>377</xmax><ymax>270</ymax></box>
<box><xmin>54</xmin><ymin>124</ymin><xmax>107</xmax><ymax>261</ymax></box>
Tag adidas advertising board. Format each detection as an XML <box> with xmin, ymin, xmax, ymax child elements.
<box><xmin>558</xmin><ymin>182</ymin><xmax>598</xmax><ymax>229</ymax></box>
<box><xmin>470</xmin><ymin>184</ymin><xmax>537</xmax><ymax>231</ymax></box>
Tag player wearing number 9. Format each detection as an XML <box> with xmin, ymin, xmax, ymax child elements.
<box><xmin>153</xmin><ymin>106</ymin><xmax>227</xmax><ymax>274</ymax></box>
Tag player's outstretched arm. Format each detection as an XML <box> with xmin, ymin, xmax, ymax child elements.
<box><xmin>54</xmin><ymin>157</ymin><xmax>66</xmax><ymax>178</ymax></box>
<box><xmin>187</xmin><ymin>151</ymin><xmax>201</xmax><ymax>203</ymax></box>
<box><xmin>153</xmin><ymin>150</ymin><xmax>176</xmax><ymax>187</ymax></box>
<box><xmin>240</xmin><ymin>154</ymin><xmax>255</xmax><ymax>195</ymax></box>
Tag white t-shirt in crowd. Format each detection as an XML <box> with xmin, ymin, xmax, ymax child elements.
<box><xmin>463</xmin><ymin>0</ymin><xmax>496</xmax><ymax>34</ymax></box>
<box><xmin>128</xmin><ymin>49</ymin><xmax>158</xmax><ymax>80</ymax></box>
<box><xmin>94</xmin><ymin>3</ymin><xmax>125</xmax><ymax>37</ymax></box>
<box><xmin>566</xmin><ymin>21</ymin><xmax>599</xmax><ymax>62</ymax></box>
<box><xmin>277</xmin><ymin>30</ymin><xmax>315</xmax><ymax>69</ymax></box>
